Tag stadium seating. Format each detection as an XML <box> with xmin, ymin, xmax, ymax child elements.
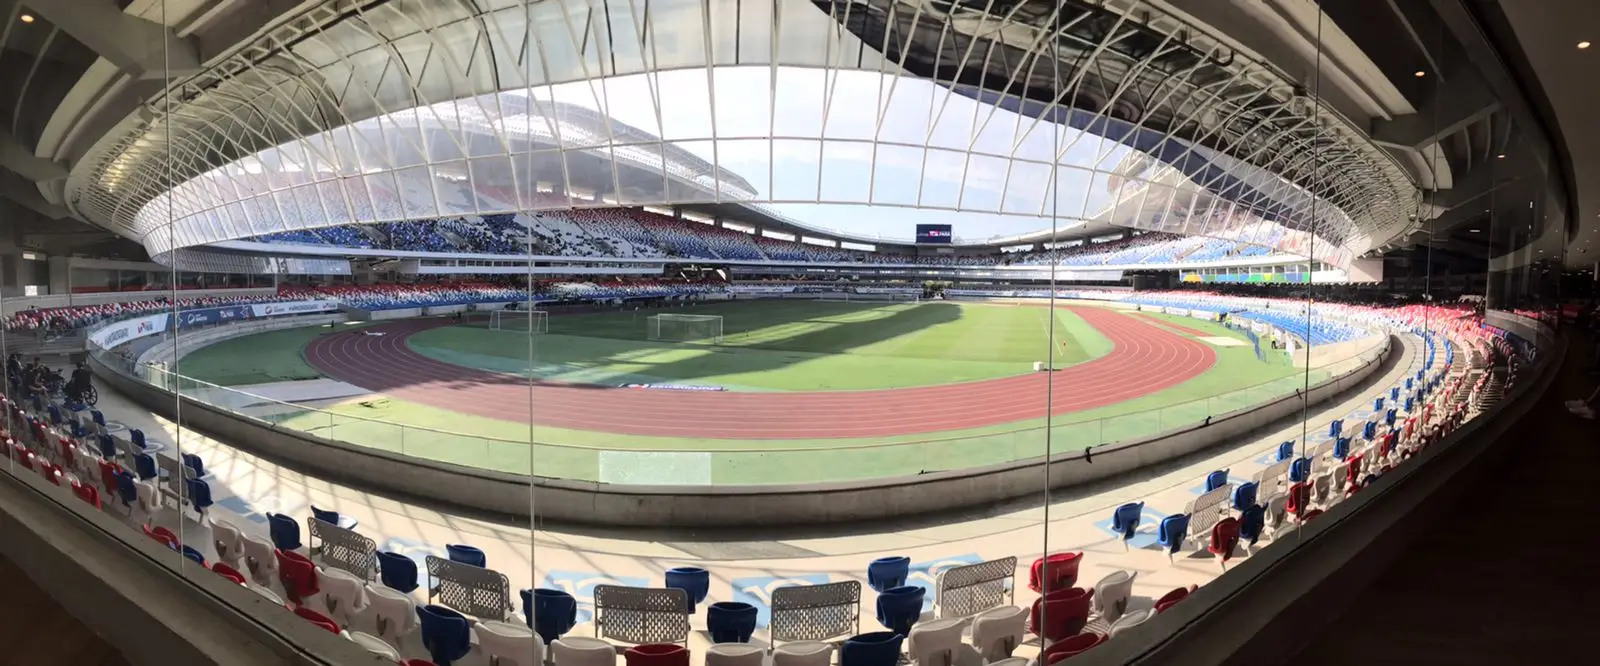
<box><xmin>0</xmin><ymin>293</ymin><xmax>1509</xmax><ymax>666</ymax></box>
<box><xmin>2</xmin><ymin>295</ymin><xmax>293</xmax><ymax>334</ymax></box>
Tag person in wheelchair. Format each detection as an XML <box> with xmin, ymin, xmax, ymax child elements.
<box><xmin>66</xmin><ymin>361</ymin><xmax>93</xmax><ymax>405</ymax></box>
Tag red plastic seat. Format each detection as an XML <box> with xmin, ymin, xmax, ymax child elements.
<box><xmin>624</xmin><ymin>643</ymin><xmax>690</xmax><ymax>666</ymax></box>
<box><xmin>97</xmin><ymin>459</ymin><xmax>120</xmax><ymax>494</ymax></box>
<box><xmin>1209</xmin><ymin>518</ymin><xmax>1241</xmax><ymax>567</ymax></box>
<box><xmin>143</xmin><ymin>524</ymin><xmax>179</xmax><ymax>550</ymax></box>
<box><xmin>403</xmin><ymin>661</ymin><xmax>439</xmax><ymax>666</ymax></box>
<box><xmin>71</xmin><ymin>480</ymin><xmax>101</xmax><ymax>509</ymax></box>
<box><xmin>1029</xmin><ymin>552</ymin><xmax>1083</xmax><ymax>593</ymax></box>
<box><xmin>1154</xmin><ymin>587</ymin><xmax>1190</xmax><ymax>613</ymax></box>
<box><xmin>1301</xmin><ymin>509</ymin><xmax>1325</xmax><ymax>522</ymax></box>
<box><xmin>1030</xmin><ymin>587</ymin><xmax>1092</xmax><ymax>641</ymax></box>
<box><xmin>276</xmin><ymin>549</ymin><xmax>321</xmax><ymax>606</ymax></box>
<box><xmin>293</xmin><ymin>606</ymin><xmax>342</xmax><ymax>634</ymax></box>
<box><xmin>1041</xmin><ymin>632</ymin><xmax>1106</xmax><ymax>663</ymax></box>
<box><xmin>212</xmin><ymin>562</ymin><xmax>248</xmax><ymax>585</ymax></box>
<box><xmin>1285</xmin><ymin>482</ymin><xmax>1311</xmax><ymax>516</ymax></box>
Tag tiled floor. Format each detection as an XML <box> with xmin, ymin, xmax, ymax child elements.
<box><xmin>0</xmin><ymin>554</ymin><xmax>131</xmax><ymax>666</ymax></box>
<box><xmin>17</xmin><ymin>333</ymin><xmax>1428</xmax><ymax>663</ymax></box>
<box><xmin>1287</xmin><ymin>332</ymin><xmax>1595</xmax><ymax>665</ymax></box>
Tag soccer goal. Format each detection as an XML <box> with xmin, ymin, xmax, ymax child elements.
<box><xmin>489</xmin><ymin>309</ymin><xmax>549</xmax><ymax>333</ymax></box>
<box><xmin>648</xmin><ymin>313</ymin><xmax>724</xmax><ymax>344</ymax></box>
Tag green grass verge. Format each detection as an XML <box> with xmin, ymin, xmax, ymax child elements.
<box><xmin>178</xmin><ymin>324</ymin><xmax>357</xmax><ymax>386</ymax></box>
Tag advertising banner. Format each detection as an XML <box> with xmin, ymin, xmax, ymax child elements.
<box><xmin>89</xmin><ymin>313</ymin><xmax>171</xmax><ymax>349</ymax></box>
<box><xmin>249</xmin><ymin>300</ymin><xmax>339</xmax><ymax>317</ymax></box>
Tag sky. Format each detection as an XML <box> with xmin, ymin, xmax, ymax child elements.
<box><xmin>523</xmin><ymin>66</ymin><xmax>1143</xmax><ymax>242</ymax></box>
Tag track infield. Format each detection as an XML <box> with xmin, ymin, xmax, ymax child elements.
<box><xmin>182</xmin><ymin>300</ymin><xmax>1311</xmax><ymax>484</ymax></box>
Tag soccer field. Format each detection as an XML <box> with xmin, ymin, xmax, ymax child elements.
<box><xmin>176</xmin><ymin>299</ymin><xmax>1316</xmax><ymax>484</ymax></box>
<box><xmin>406</xmin><ymin>300</ymin><xmax>1114</xmax><ymax>391</ymax></box>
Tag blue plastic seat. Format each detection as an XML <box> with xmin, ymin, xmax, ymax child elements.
<box><xmin>1334</xmin><ymin>437</ymin><xmax>1351</xmax><ymax>460</ymax></box>
<box><xmin>664</xmin><ymin>566</ymin><xmax>710</xmax><ymax>613</ymax></box>
<box><xmin>130</xmin><ymin>429</ymin><xmax>147</xmax><ymax>450</ymax></box>
<box><xmin>418</xmin><ymin>604</ymin><xmax>473</xmax><ymax>666</ymax></box>
<box><xmin>1239</xmin><ymin>505</ymin><xmax>1265</xmax><ymax>546</ymax></box>
<box><xmin>182</xmin><ymin>545</ymin><xmax>207</xmax><ymax>565</ymax></box>
<box><xmin>445</xmin><ymin>544</ymin><xmax>485</xmax><ymax>568</ymax></box>
<box><xmin>377</xmin><ymin>551</ymin><xmax>419</xmax><ymax>593</ymax></box>
<box><xmin>187</xmin><ymin>478</ymin><xmax>213</xmax><ymax>519</ymax></box>
<box><xmin>1157</xmin><ymin>513</ymin><xmax>1190</xmax><ymax>562</ymax></box>
<box><xmin>842</xmin><ymin>632</ymin><xmax>905</xmax><ymax>666</ymax></box>
<box><xmin>1363</xmin><ymin>420</ymin><xmax>1377</xmax><ymax>440</ymax></box>
<box><xmin>1276</xmin><ymin>441</ymin><xmax>1295</xmax><ymax>462</ymax></box>
<box><xmin>1231</xmin><ymin>482</ymin><xmax>1258</xmax><ymax>512</ymax></box>
<box><xmin>267</xmin><ymin>513</ymin><xmax>302</xmax><ymax>551</ymax></box>
<box><xmin>874</xmin><ymin>585</ymin><xmax>924</xmax><ymax>634</ymax></box>
<box><xmin>91</xmin><ymin>409</ymin><xmax>105</xmax><ymax>426</ymax></box>
<box><xmin>867</xmin><ymin>555</ymin><xmax>910</xmax><ymax>593</ymax></box>
<box><xmin>530</xmin><ymin>588</ymin><xmax>577</xmax><ymax>644</ymax></box>
<box><xmin>133</xmin><ymin>452</ymin><xmax>159</xmax><ymax>481</ymax></box>
<box><xmin>1328</xmin><ymin>419</ymin><xmax>1343</xmax><ymax>437</ymax></box>
<box><xmin>47</xmin><ymin>405</ymin><xmax>61</xmax><ymax>425</ymax></box>
<box><xmin>707</xmin><ymin>601</ymin><xmax>758</xmax><ymax>643</ymax></box>
<box><xmin>115</xmin><ymin>471</ymin><xmax>137</xmax><ymax>510</ymax></box>
<box><xmin>1204</xmin><ymin>470</ymin><xmax>1229</xmax><ymax>492</ymax></box>
<box><xmin>1110</xmin><ymin>502</ymin><xmax>1144</xmax><ymax>549</ymax></box>
<box><xmin>1290</xmin><ymin>457</ymin><xmax>1312</xmax><ymax>483</ymax></box>
<box><xmin>96</xmin><ymin>434</ymin><xmax>116</xmax><ymax>459</ymax></box>
<box><xmin>182</xmin><ymin>453</ymin><xmax>206</xmax><ymax>478</ymax></box>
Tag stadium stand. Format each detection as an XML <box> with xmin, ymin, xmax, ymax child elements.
<box><xmin>241</xmin><ymin>207</ymin><xmax>1310</xmax><ymax>267</ymax></box>
<box><xmin>2</xmin><ymin>295</ymin><xmax>294</xmax><ymax>334</ymax></box>
<box><xmin>0</xmin><ymin>294</ymin><xmax>1504</xmax><ymax>665</ymax></box>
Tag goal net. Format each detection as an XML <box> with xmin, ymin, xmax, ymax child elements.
<box><xmin>648</xmin><ymin>313</ymin><xmax>724</xmax><ymax>344</ymax></box>
<box><xmin>489</xmin><ymin>309</ymin><xmax>549</xmax><ymax>333</ymax></box>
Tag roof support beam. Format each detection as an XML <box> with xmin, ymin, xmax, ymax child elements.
<box><xmin>1370</xmin><ymin>71</ymin><xmax>1500</xmax><ymax>150</ymax></box>
<box><xmin>26</xmin><ymin>0</ymin><xmax>201</xmax><ymax>80</ymax></box>
<box><xmin>0</xmin><ymin>130</ymin><xmax>68</xmax><ymax>183</ymax></box>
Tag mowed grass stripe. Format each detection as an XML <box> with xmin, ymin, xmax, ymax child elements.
<box><xmin>409</xmin><ymin>300</ymin><xmax>1109</xmax><ymax>391</ymax></box>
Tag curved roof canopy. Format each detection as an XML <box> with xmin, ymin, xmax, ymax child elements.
<box><xmin>63</xmin><ymin>0</ymin><xmax>1417</xmax><ymax>267</ymax></box>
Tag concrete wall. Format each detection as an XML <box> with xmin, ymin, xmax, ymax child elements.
<box><xmin>341</xmin><ymin>307</ymin><xmax>420</xmax><ymax>322</ymax></box>
<box><xmin>92</xmin><ymin>314</ymin><xmax>1397</xmax><ymax>526</ymax></box>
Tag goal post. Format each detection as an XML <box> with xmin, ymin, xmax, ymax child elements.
<box><xmin>490</xmin><ymin>309</ymin><xmax>549</xmax><ymax>333</ymax></box>
<box><xmin>648</xmin><ymin>313</ymin><xmax>724</xmax><ymax>344</ymax></box>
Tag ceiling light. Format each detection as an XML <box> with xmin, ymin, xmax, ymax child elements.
<box><xmin>1469</xmin><ymin>229</ymin><xmax>1480</xmax><ymax>232</ymax></box>
<box><xmin>1497</xmin><ymin>154</ymin><xmax>1506</xmax><ymax>159</ymax></box>
<box><xmin>1581</xmin><ymin>41</ymin><xmax>1592</xmax><ymax>49</ymax></box>
<box><xmin>19</xmin><ymin>13</ymin><xmax>33</xmax><ymax>23</ymax></box>
<box><xmin>1414</xmin><ymin>70</ymin><xmax>1426</xmax><ymax>78</ymax></box>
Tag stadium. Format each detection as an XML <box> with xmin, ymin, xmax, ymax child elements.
<box><xmin>0</xmin><ymin>0</ymin><xmax>1583</xmax><ymax>664</ymax></box>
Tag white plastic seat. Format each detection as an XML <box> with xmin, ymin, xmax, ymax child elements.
<box><xmin>908</xmin><ymin>617</ymin><xmax>966</xmax><ymax>666</ymax></box>
<box><xmin>478</xmin><ymin>619</ymin><xmax>539</xmax><ymax>666</ymax></box>
<box><xmin>1108</xmin><ymin>608</ymin><xmax>1156</xmax><ymax>637</ymax></box>
<box><xmin>319</xmin><ymin>567</ymin><xmax>367</xmax><ymax>624</ymax></box>
<box><xmin>987</xmin><ymin>659</ymin><xmax>1029</xmax><ymax>666</ymax></box>
<box><xmin>211</xmin><ymin>519</ymin><xmax>243</xmax><ymax>568</ymax></box>
<box><xmin>365</xmin><ymin>584</ymin><xmax>418</xmax><ymax>643</ymax></box>
<box><xmin>969</xmin><ymin>605</ymin><xmax>1026</xmax><ymax>662</ymax></box>
<box><xmin>348</xmin><ymin>630</ymin><xmax>400</xmax><ymax>661</ymax></box>
<box><xmin>706</xmin><ymin>644</ymin><xmax>765</xmax><ymax>666</ymax></box>
<box><xmin>134</xmin><ymin>480</ymin><xmax>160</xmax><ymax>518</ymax></box>
<box><xmin>1092</xmin><ymin>570</ymin><xmax>1137</xmax><ymax>624</ymax></box>
<box><xmin>241</xmin><ymin>534</ymin><xmax>277</xmax><ymax>587</ymax></box>
<box><xmin>772</xmin><ymin>641</ymin><xmax>834</xmax><ymax>666</ymax></box>
<box><xmin>552</xmin><ymin>636</ymin><xmax>616</xmax><ymax>666</ymax></box>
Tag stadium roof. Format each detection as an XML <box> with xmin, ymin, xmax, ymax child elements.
<box><xmin>0</xmin><ymin>0</ymin><xmax>1583</xmax><ymax>266</ymax></box>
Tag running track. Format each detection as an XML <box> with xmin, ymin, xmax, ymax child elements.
<box><xmin>302</xmin><ymin>306</ymin><xmax>1217</xmax><ymax>439</ymax></box>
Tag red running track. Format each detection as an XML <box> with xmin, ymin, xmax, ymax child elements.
<box><xmin>302</xmin><ymin>305</ymin><xmax>1216</xmax><ymax>439</ymax></box>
